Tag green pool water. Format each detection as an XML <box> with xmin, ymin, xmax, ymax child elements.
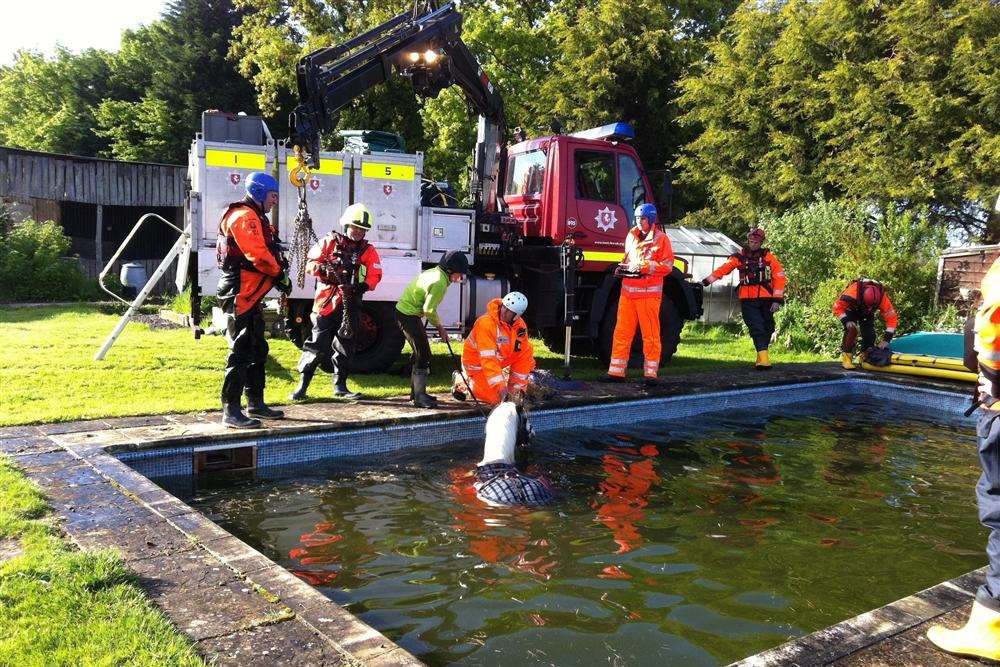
<box><xmin>163</xmin><ymin>398</ymin><xmax>985</xmax><ymax>665</ymax></box>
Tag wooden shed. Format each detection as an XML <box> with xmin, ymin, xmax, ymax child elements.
<box><xmin>936</xmin><ymin>244</ymin><xmax>1000</xmax><ymax>314</ymax></box>
<box><xmin>0</xmin><ymin>146</ymin><xmax>187</xmax><ymax>293</ymax></box>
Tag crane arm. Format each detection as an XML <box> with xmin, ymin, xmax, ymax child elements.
<box><xmin>289</xmin><ymin>2</ymin><xmax>507</xmax><ymax>213</ymax></box>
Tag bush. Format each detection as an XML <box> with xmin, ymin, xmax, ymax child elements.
<box><xmin>0</xmin><ymin>219</ymin><xmax>99</xmax><ymax>302</ymax></box>
<box><xmin>762</xmin><ymin>200</ymin><xmax>947</xmax><ymax>355</ymax></box>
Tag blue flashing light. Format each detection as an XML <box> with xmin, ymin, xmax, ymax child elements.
<box><xmin>569</xmin><ymin>122</ymin><xmax>636</xmax><ymax>142</ymax></box>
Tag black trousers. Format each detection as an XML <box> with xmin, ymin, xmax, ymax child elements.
<box><xmin>396</xmin><ymin>311</ymin><xmax>432</xmax><ymax>372</ymax></box>
<box><xmin>298</xmin><ymin>303</ymin><xmax>359</xmax><ymax>380</ymax></box>
<box><xmin>841</xmin><ymin>313</ymin><xmax>876</xmax><ymax>353</ymax></box>
<box><xmin>740</xmin><ymin>299</ymin><xmax>776</xmax><ymax>352</ymax></box>
<box><xmin>222</xmin><ymin>305</ymin><xmax>268</xmax><ymax>404</ymax></box>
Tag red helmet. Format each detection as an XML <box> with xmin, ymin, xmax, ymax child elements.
<box><xmin>860</xmin><ymin>281</ymin><xmax>884</xmax><ymax>309</ymax></box>
<box><xmin>747</xmin><ymin>228</ymin><xmax>765</xmax><ymax>242</ymax></box>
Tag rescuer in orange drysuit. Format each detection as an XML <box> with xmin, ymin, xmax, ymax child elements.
<box><xmin>216</xmin><ymin>172</ymin><xmax>292</xmax><ymax>429</ymax></box>
<box><xmin>926</xmin><ymin>255</ymin><xmax>1000</xmax><ymax>660</ymax></box>
<box><xmin>700</xmin><ymin>228</ymin><xmax>786</xmax><ymax>370</ymax></box>
<box><xmin>452</xmin><ymin>292</ymin><xmax>535</xmax><ymax>406</ymax></box>
<box><xmin>602</xmin><ymin>203</ymin><xmax>674</xmax><ymax>384</ymax></box>
<box><xmin>832</xmin><ymin>279</ymin><xmax>898</xmax><ymax>370</ymax></box>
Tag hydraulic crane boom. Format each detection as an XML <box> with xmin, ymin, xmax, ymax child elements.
<box><xmin>290</xmin><ymin>2</ymin><xmax>507</xmax><ymax>214</ymax></box>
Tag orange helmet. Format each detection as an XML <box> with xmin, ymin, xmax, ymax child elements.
<box><xmin>747</xmin><ymin>228</ymin><xmax>765</xmax><ymax>242</ymax></box>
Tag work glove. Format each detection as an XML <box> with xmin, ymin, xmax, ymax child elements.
<box><xmin>769</xmin><ymin>302</ymin><xmax>781</xmax><ymax>313</ymax></box>
<box><xmin>877</xmin><ymin>340</ymin><xmax>889</xmax><ymax>349</ymax></box>
<box><xmin>275</xmin><ymin>273</ymin><xmax>293</xmax><ymax>295</ymax></box>
<box><xmin>353</xmin><ymin>282</ymin><xmax>370</xmax><ymax>296</ymax></box>
<box><xmin>700</xmin><ymin>277</ymin><xmax>711</xmax><ymax>287</ymax></box>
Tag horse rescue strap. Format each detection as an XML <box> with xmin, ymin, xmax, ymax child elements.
<box><xmin>474</xmin><ymin>462</ymin><xmax>554</xmax><ymax>506</ymax></box>
<box><xmin>865</xmin><ymin>346</ymin><xmax>892</xmax><ymax>366</ymax></box>
<box><xmin>737</xmin><ymin>248</ymin><xmax>772</xmax><ymax>287</ymax></box>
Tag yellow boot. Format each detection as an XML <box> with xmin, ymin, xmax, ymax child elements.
<box><xmin>841</xmin><ymin>352</ymin><xmax>855</xmax><ymax>370</ymax></box>
<box><xmin>755</xmin><ymin>350</ymin><xmax>771</xmax><ymax>370</ymax></box>
<box><xmin>927</xmin><ymin>600</ymin><xmax>1000</xmax><ymax>661</ymax></box>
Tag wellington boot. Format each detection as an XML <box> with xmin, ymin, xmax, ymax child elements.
<box><xmin>927</xmin><ymin>600</ymin><xmax>1000</xmax><ymax>661</ymax></box>
<box><xmin>222</xmin><ymin>403</ymin><xmax>262</xmax><ymax>429</ymax></box>
<box><xmin>841</xmin><ymin>352</ymin><xmax>856</xmax><ymax>370</ymax></box>
<box><xmin>755</xmin><ymin>350</ymin><xmax>772</xmax><ymax>370</ymax></box>
<box><xmin>246</xmin><ymin>394</ymin><xmax>284</xmax><ymax>419</ymax></box>
<box><xmin>411</xmin><ymin>369</ymin><xmax>439</xmax><ymax>409</ymax></box>
<box><xmin>333</xmin><ymin>377</ymin><xmax>363</xmax><ymax>401</ymax></box>
<box><xmin>290</xmin><ymin>369</ymin><xmax>315</xmax><ymax>401</ymax></box>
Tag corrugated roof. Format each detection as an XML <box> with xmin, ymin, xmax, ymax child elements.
<box><xmin>664</xmin><ymin>226</ymin><xmax>741</xmax><ymax>257</ymax></box>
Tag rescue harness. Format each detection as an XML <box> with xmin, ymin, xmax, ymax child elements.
<box><xmin>736</xmin><ymin>248</ymin><xmax>772</xmax><ymax>288</ymax></box>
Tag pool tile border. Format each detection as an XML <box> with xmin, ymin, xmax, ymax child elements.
<box><xmin>117</xmin><ymin>378</ymin><xmax>974</xmax><ymax>479</ymax></box>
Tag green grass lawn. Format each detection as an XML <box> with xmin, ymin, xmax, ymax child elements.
<box><xmin>0</xmin><ymin>304</ymin><xmax>830</xmax><ymax>426</ymax></box>
<box><xmin>0</xmin><ymin>456</ymin><xmax>203</xmax><ymax>665</ymax></box>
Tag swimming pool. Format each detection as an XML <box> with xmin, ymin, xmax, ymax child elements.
<box><xmin>159</xmin><ymin>393</ymin><xmax>984</xmax><ymax>665</ymax></box>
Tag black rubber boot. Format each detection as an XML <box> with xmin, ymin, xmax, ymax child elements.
<box><xmin>246</xmin><ymin>393</ymin><xmax>284</xmax><ymax>419</ymax></box>
<box><xmin>412</xmin><ymin>369</ymin><xmax>439</xmax><ymax>409</ymax></box>
<box><xmin>290</xmin><ymin>369</ymin><xmax>315</xmax><ymax>401</ymax></box>
<box><xmin>222</xmin><ymin>402</ymin><xmax>262</xmax><ymax>429</ymax></box>
<box><xmin>598</xmin><ymin>374</ymin><xmax>626</xmax><ymax>383</ymax></box>
<box><xmin>333</xmin><ymin>376</ymin><xmax>363</xmax><ymax>400</ymax></box>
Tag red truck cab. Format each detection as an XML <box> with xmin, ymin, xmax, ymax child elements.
<box><xmin>503</xmin><ymin>124</ymin><xmax>654</xmax><ymax>271</ymax></box>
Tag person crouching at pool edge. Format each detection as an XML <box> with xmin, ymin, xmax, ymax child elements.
<box><xmin>927</xmin><ymin>255</ymin><xmax>1000</xmax><ymax>661</ymax></box>
<box><xmin>395</xmin><ymin>250</ymin><xmax>470</xmax><ymax>408</ymax></box>
<box><xmin>452</xmin><ymin>291</ymin><xmax>535</xmax><ymax>406</ymax></box>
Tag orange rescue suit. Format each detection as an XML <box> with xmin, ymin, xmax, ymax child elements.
<box><xmin>975</xmin><ymin>258</ymin><xmax>1000</xmax><ymax>409</ymax></box>
<box><xmin>305</xmin><ymin>233</ymin><xmax>382</xmax><ymax>317</ymax></box>
<box><xmin>832</xmin><ymin>280</ymin><xmax>899</xmax><ymax>334</ymax></box>
<box><xmin>707</xmin><ymin>248</ymin><xmax>786</xmax><ymax>301</ymax></box>
<box><xmin>217</xmin><ymin>203</ymin><xmax>283</xmax><ymax>315</ymax></box>
<box><xmin>608</xmin><ymin>226</ymin><xmax>674</xmax><ymax>379</ymax></box>
<box><xmin>461</xmin><ymin>298</ymin><xmax>535</xmax><ymax>405</ymax></box>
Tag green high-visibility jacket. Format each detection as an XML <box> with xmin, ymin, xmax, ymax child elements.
<box><xmin>396</xmin><ymin>266</ymin><xmax>450</xmax><ymax>326</ymax></box>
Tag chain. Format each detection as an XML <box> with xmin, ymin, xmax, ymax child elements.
<box><xmin>289</xmin><ymin>183</ymin><xmax>318</xmax><ymax>289</ymax></box>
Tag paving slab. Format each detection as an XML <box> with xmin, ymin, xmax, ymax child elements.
<box><xmin>195</xmin><ymin>618</ymin><xmax>350</xmax><ymax>666</ymax></box>
<box><xmin>130</xmin><ymin>549</ymin><xmax>284</xmax><ymax>641</ymax></box>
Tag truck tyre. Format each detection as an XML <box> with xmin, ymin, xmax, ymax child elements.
<box><xmin>349</xmin><ymin>301</ymin><xmax>406</xmax><ymax>374</ymax></box>
<box><xmin>597</xmin><ymin>288</ymin><xmax>683</xmax><ymax>368</ymax></box>
<box><xmin>540</xmin><ymin>326</ymin><xmax>594</xmax><ymax>357</ymax></box>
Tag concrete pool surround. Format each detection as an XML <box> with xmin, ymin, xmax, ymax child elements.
<box><xmin>0</xmin><ymin>367</ymin><xmax>986</xmax><ymax>665</ymax></box>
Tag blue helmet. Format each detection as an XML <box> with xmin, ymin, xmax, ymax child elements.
<box><xmin>245</xmin><ymin>172</ymin><xmax>279</xmax><ymax>205</ymax></box>
<box><xmin>634</xmin><ymin>203</ymin><xmax>657</xmax><ymax>226</ymax></box>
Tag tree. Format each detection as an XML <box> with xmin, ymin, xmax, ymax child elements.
<box><xmin>0</xmin><ymin>48</ymin><xmax>114</xmax><ymax>156</ymax></box>
<box><xmin>677</xmin><ymin>0</ymin><xmax>1000</xmax><ymax>239</ymax></box>
<box><xmin>96</xmin><ymin>0</ymin><xmax>263</xmax><ymax>163</ymax></box>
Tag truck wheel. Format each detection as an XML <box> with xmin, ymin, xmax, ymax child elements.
<box><xmin>597</xmin><ymin>289</ymin><xmax>683</xmax><ymax>368</ymax></box>
<box><xmin>284</xmin><ymin>300</ymin><xmax>312</xmax><ymax>349</ymax></box>
<box><xmin>349</xmin><ymin>301</ymin><xmax>406</xmax><ymax>374</ymax></box>
<box><xmin>540</xmin><ymin>326</ymin><xmax>594</xmax><ymax>357</ymax></box>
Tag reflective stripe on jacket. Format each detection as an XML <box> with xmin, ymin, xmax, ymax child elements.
<box><xmin>462</xmin><ymin>298</ymin><xmax>535</xmax><ymax>390</ymax></box>
<box><xmin>305</xmin><ymin>233</ymin><xmax>382</xmax><ymax>317</ymax></box>
<box><xmin>707</xmin><ymin>248</ymin><xmax>786</xmax><ymax>301</ymax></box>
<box><xmin>832</xmin><ymin>280</ymin><xmax>898</xmax><ymax>333</ymax></box>
<box><xmin>976</xmin><ymin>258</ymin><xmax>1000</xmax><ymax>409</ymax></box>
<box><xmin>621</xmin><ymin>227</ymin><xmax>674</xmax><ymax>298</ymax></box>
<box><xmin>217</xmin><ymin>203</ymin><xmax>282</xmax><ymax>315</ymax></box>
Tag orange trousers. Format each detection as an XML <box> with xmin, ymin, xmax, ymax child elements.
<box><xmin>462</xmin><ymin>370</ymin><xmax>506</xmax><ymax>405</ymax></box>
<box><xmin>608</xmin><ymin>296</ymin><xmax>662</xmax><ymax>378</ymax></box>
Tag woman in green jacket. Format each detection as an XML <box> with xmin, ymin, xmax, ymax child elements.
<box><xmin>395</xmin><ymin>251</ymin><xmax>469</xmax><ymax>407</ymax></box>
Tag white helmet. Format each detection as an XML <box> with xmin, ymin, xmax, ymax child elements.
<box><xmin>501</xmin><ymin>291</ymin><xmax>528</xmax><ymax>317</ymax></box>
